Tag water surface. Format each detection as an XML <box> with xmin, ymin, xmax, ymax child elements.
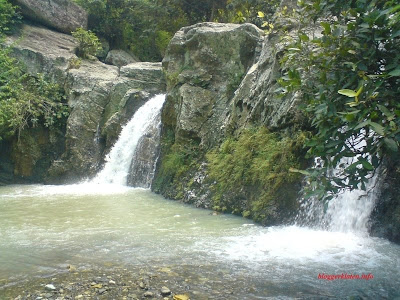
<box><xmin>1</xmin><ymin>184</ymin><xmax>399</xmax><ymax>298</ymax></box>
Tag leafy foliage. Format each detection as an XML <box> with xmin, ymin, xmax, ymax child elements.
<box><xmin>71</xmin><ymin>27</ymin><xmax>101</xmax><ymax>58</ymax></box>
<box><xmin>73</xmin><ymin>0</ymin><xmax>184</xmax><ymax>61</ymax></box>
<box><xmin>278</xmin><ymin>0</ymin><xmax>400</xmax><ymax>199</ymax></box>
<box><xmin>0</xmin><ymin>48</ymin><xmax>69</xmax><ymax>140</ymax></box>
<box><xmin>0</xmin><ymin>0</ymin><xmax>20</xmax><ymax>34</ymax></box>
<box><xmin>206</xmin><ymin>127</ymin><xmax>307</xmax><ymax>221</ymax></box>
<box><xmin>0</xmin><ymin>0</ymin><xmax>69</xmax><ymax>141</ymax></box>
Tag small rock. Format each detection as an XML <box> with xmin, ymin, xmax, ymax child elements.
<box><xmin>139</xmin><ymin>281</ymin><xmax>146</xmax><ymax>289</ymax></box>
<box><xmin>67</xmin><ymin>265</ymin><xmax>76</xmax><ymax>272</ymax></box>
<box><xmin>44</xmin><ymin>284</ymin><xmax>56</xmax><ymax>291</ymax></box>
<box><xmin>75</xmin><ymin>295</ymin><xmax>83</xmax><ymax>299</ymax></box>
<box><xmin>109</xmin><ymin>280</ymin><xmax>116</xmax><ymax>284</ymax></box>
<box><xmin>143</xmin><ymin>291</ymin><xmax>154</xmax><ymax>298</ymax></box>
<box><xmin>98</xmin><ymin>288</ymin><xmax>107</xmax><ymax>294</ymax></box>
<box><xmin>160</xmin><ymin>286</ymin><xmax>171</xmax><ymax>296</ymax></box>
<box><xmin>44</xmin><ymin>293</ymin><xmax>52</xmax><ymax>298</ymax></box>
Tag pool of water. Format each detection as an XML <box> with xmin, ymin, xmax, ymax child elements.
<box><xmin>1</xmin><ymin>184</ymin><xmax>399</xmax><ymax>298</ymax></box>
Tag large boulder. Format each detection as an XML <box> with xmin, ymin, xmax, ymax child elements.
<box><xmin>105</xmin><ymin>49</ymin><xmax>139</xmax><ymax>67</ymax></box>
<box><xmin>153</xmin><ymin>22</ymin><xmax>265</xmax><ymax>204</ymax></box>
<box><xmin>162</xmin><ymin>22</ymin><xmax>264</xmax><ymax>148</ymax></box>
<box><xmin>152</xmin><ymin>20</ymin><xmax>308</xmax><ymax>224</ymax></box>
<box><xmin>3</xmin><ymin>24</ymin><xmax>166</xmax><ymax>183</ymax></box>
<box><xmin>5</xmin><ymin>24</ymin><xmax>77</xmax><ymax>82</ymax></box>
<box><xmin>11</xmin><ymin>0</ymin><xmax>88</xmax><ymax>33</ymax></box>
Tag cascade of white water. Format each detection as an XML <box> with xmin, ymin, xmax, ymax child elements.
<box><xmin>324</xmin><ymin>173</ymin><xmax>378</xmax><ymax>233</ymax></box>
<box><xmin>297</xmin><ymin>155</ymin><xmax>379</xmax><ymax>234</ymax></box>
<box><xmin>92</xmin><ymin>94</ymin><xmax>165</xmax><ymax>186</ymax></box>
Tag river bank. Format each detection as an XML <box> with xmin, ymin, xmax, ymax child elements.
<box><xmin>1</xmin><ymin>263</ymin><xmax>235</xmax><ymax>300</ymax></box>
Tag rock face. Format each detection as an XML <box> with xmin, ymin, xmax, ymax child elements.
<box><xmin>127</xmin><ymin>118</ymin><xmax>161</xmax><ymax>188</ymax></box>
<box><xmin>105</xmin><ymin>49</ymin><xmax>139</xmax><ymax>67</ymax></box>
<box><xmin>152</xmin><ymin>22</ymin><xmax>306</xmax><ymax>224</ymax></box>
<box><xmin>5</xmin><ymin>24</ymin><xmax>77</xmax><ymax>82</ymax></box>
<box><xmin>370</xmin><ymin>156</ymin><xmax>400</xmax><ymax>243</ymax></box>
<box><xmin>152</xmin><ymin>19</ymin><xmax>399</xmax><ymax>241</ymax></box>
<box><xmin>3</xmin><ymin>24</ymin><xmax>166</xmax><ymax>183</ymax></box>
<box><xmin>11</xmin><ymin>0</ymin><xmax>88</xmax><ymax>33</ymax></box>
<box><xmin>162</xmin><ymin>22</ymin><xmax>264</xmax><ymax>148</ymax></box>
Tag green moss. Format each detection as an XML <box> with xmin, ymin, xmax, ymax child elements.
<box><xmin>152</xmin><ymin>129</ymin><xmax>200</xmax><ymax>197</ymax></box>
<box><xmin>206</xmin><ymin>127</ymin><xmax>309</xmax><ymax>223</ymax></box>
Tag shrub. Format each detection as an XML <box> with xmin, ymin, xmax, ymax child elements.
<box><xmin>71</xmin><ymin>27</ymin><xmax>102</xmax><ymax>59</ymax></box>
<box><xmin>0</xmin><ymin>0</ymin><xmax>20</xmax><ymax>35</ymax></box>
<box><xmin>0</xmin><ymin>47</ymin><xmax>69</xmax><ymax>140</ymax></box>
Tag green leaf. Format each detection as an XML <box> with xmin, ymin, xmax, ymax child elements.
<box><xmin>369</xmin><ymin>121</ymin><xmax>385</xmax><ymax>136</ymax></box>
<box><xmin>353</xmin><ymin>120</ymin><xmax>370</xmax><ymax>130</ymax></box>
<box><xmin>338</xmin><ymin>89</ymin><xmax>357</xmax><ymax>97</ymax></box>
<box><xmin>377</xmin><ymin>104</ymin><xmax>395</xmax><ymax>120</ymax></box>
<box><xmin>384</xmin><ymin>138</ymin><xmax>398</xmax><ymax>152</ymax></box>
<box><xmin>321</xmin><ymin>22</ymin><xmax>331</xmax><ymax>34</ymax></box>
<box><xmin>289</xmin><ymin>168</ymin><xmax>310</xmax><ymax>176</ymax></box>
<box><xmin>257</xmin><ymin>11</ymin><xmax>265</xmax><ymax>18</ymax></box>
<box><xmin>360</xmin><ymin>160</ymin><xmax>374</xmax><ymax>171</ymax></box>
<box><xmin>347</xmin><ymin>101</ymin><xmax>359</xmax><ymax>107</ymax></box>
<box><xmin>299</xmin><ymin>34</ymin><xmax>309</xmax><ymax>41</ymax></box>
<box><xmin>391</xmin><ymin>30</ymin><xmax>400</xmax><ymax>38</ymax></box>
<box><xmin>388</xmin><ymin>69</ymin><xmax>400</xmax><ymax>77</ymax></box>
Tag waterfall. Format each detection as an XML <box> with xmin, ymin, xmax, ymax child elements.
<box><xmin>297</xmin><ymin>157</ymin><xmax>379</xmax><ymax>234</ymax></box>
<box><xmin>93</xmin><ymin>94</ymin><xmax>165</xmax><ymax>186</ymax></box>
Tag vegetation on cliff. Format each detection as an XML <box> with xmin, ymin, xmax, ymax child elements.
<box><xmin>71</xmin><ymin>27</ymin><xmax>101</xmax><ymax>59</ymax></box>
<box><xmin>0</xmin><ymin>0</ymin><xmax>69</xmax><ymax>142</ymax></box>
<box><xmin>207</xmin><ymin>128</ymin><xmax>309</xmax><ymax>222</ymax></box>
<box><xmin>278</xmin><ymin>0</ymin><xmax>400</xmax><ymax>200</ymax></box>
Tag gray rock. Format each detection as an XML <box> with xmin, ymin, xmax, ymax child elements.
<box><xmin>11</xmin><ymin>0</ymin><xmax>88</xmax><ymax>33</ymax></box>
<box><xmin>143</xmin><ymin>291</ymin><xmax>154</xmax><ymax>297</ymax></box>
<box><xmin>153</xmin><ymin>20</ymin><xmax>307</xmax><ymax>224</ymax></box>
<box><xmin>161</xmin><ymin>22</ymin><xmax>264</xmax><ymax>148</ymax></box>
<box><xmin>3</xmin><ymin>23</ymin><xmax>166</xmax><ymax>182</ymax></box>
<box><xmin>105</xmin><ymin>49</ymin><xmax>139</xmax><ymax>67</ymax></box>
<box><xmin>160</xmin><ymin>286</ymin><xmax>171</xmax><ymax>296</ymax></box>
<box><xmin>5</xmin><ymin>24</ymin><xmax>77</xmax><ymax>83</ymax></box>
<box><xmin>127</xmin><ymin>111</ymin><xmax>161</xmax><ymax>188</ymax></box>
<box><xmin>44</xmin><ymin>284</ymin><xmax>56</xmax><ymax>291</ymax></box>
<box><xmin>120</xmin><ymin>62</ymin><xmax>165</xmax><ymax>91</ymax></box>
